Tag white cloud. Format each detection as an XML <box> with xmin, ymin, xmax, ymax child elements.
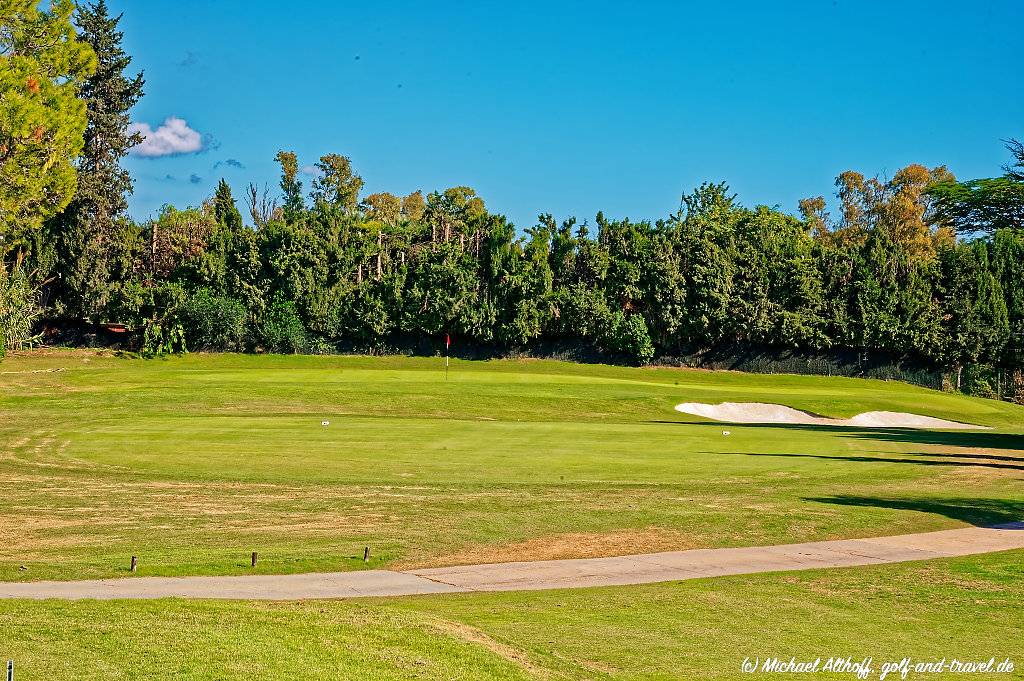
<box><xmin>128</xmin><ymin>117</ymin><xmax>205</xmax><ymax>157</ymax></box>
<box><xmin>300</xmin><ymin>165</ymin><xmax>322</xmax><ymax>176</ymax></box>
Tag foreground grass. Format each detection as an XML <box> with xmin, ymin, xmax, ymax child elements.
<box><xmin>1</xmin><ymin>350</ymin><xmax>1023</xmax><ymax>581</ymax></box>
<box><xmin>2</xmin><ymin>551</ymin><xmax>1022</xmax><ymax>679</ymax></box>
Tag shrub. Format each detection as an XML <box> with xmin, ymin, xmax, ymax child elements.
<box><xmin>961</xmin><ymin>364</ymin><xmax>998</xmax><ymax>398</ymax></box>
<box><xmin>174</xmin><ymin>288</ymin><xmax>247</xmax><ymax>351</ymax></box>
<box><xmin>259</xmin><ymin>295</ymin><xmax>306</xmax><ymax>354</ymax></box>
<box><xmin>0</xmin><ymin>267</ymin><xmax>43</xmax><ymax>358</ymax></box>
<box><xmin>601</xmin><ymin>312</ymin><xmax>655</xmax><ymax>365</ymax></box>
<box><xmin>141</xmin><ymin>319</ymin><xmax>187</xmax><ymax>358</ymax></box>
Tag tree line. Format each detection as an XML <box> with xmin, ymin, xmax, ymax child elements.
<box><xmin>2</xmin><ymin>1</ymin><xmax>1023</xmax><ymax>400</ymax></box>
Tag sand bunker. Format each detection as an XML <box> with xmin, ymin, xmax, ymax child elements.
<box><xmin>674</xmin><ymin>402</ymin><xmax>987</xmax><ymax>430</ymax></box>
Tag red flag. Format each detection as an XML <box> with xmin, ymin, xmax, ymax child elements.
<box><xmin>446</xmin><ymin>333</ymin><xmax>451</xmax><ymax>349</ymax></box>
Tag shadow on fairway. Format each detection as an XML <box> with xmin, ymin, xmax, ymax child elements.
<box><xmin>906</xmin><ymin>450</ymin><xmax>1024</xmax><ymax>464</ymax></box>
<box><xmin>840</xmin><ymin>429</ymin><xmax>1024</xmax><ymax>452</ymax></box>
<box><xmin>657</xmin><ymin>420</ymin><xmax>1024</xmax><ymax>452</ymax></box>
<box><xmin>737</xmin><ymin>451</ymin><xmax>1024</xmax><ymax>472</ymax></box>
<box><xmin>804</xmin><ymin>495</ymin><xmax>1024</xmax><ymax>527</ymax></box>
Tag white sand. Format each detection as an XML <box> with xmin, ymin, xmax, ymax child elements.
<box><xmin>674</xmin><ymin>402</ymin><xmax>987</xmax><ymax>430</ymax></box>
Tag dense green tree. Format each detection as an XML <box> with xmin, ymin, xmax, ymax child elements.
<box><xmin>673</xmin><ymin>183</ymin><xmax>738</xmax><ymax>349</ymax></box>
<box><xmin>362</xmin><ymin>192</ymin><xmax>401</xmax><ymax>225</ymax></box>
<box><xmin>1</xmin><ymin>0</ymin><xmax>96</xmax><ymax>259</ymax></box>
<box><xmin>44</xmin><ymin>0</ymin><xmax>144</xmax><ymax>321</ymax></box>
<box><xmin>936</xmin><ymin>240</ymin><xmax>1009</xmax><ymax>389</ymax></box>
<box><xmin>212</xmin><ymin>179</ymin><xmax>243</xmax><ymax>232</ymax></box>
<box><xmin>852</xmin><ymin>231</ymin><xmax>943</xmax><ymax>358</ymax></box>
<box><xmin>813</xmin><ymin>237</ymin><xmax>858</xmax><ymax>347</ymax></box>
<box><xmin>403</xmin><ymin>239</ymin><xmax>480</xmax><ymax>338</ymax></box>
<box><xmin>728</xmin><ymin>206</ymin><xmax>827</xmax><ymax>349</ymax></box>
<box><xmin>259</xmin><ymin>293</ymin><xmax>306</xmax><ymax>353</ymax></box>
<box><xmin>483</xmin><ymin>219</ymin><xmax>552</xmax><ymax>347</ymax></box>
<box><xmin>275</xmin><ymin>151</ymin><xmax>304</xmax><ymax>222</ymax></box>
<box><xmin>927</xmin><ymin>141</ymin><xmax>1024</xmax><ymax>234</ymax></box>
<box><xmin>173</xmin><ymin>288</ymin><xmax>246</xmax><ymax>351</ymax></box>
<box><xmin>424</xmin><ymin>186</ymin><xmax>485</xmax><ymax>244</ymax></box>
<box><xmin>311</xmin><ymin>153</ymin><xmax>363</xmax><ymax>213</ymax></box>
<box><xmin>259</xmin><ymin>219</ymin><xmax>333</xmax><ymax>329</ymax></box>
<box><xmin>992</xmin><ymin>228</ymin><xmax>1024</xmax><ymax>368</ymax></box>
<box><xmin>927</xmin><ymin>178</ymin><xmax>1024</xmax><ymax>234</ymax></box>
<box><xmin>601</xmin><ymin>311</ymin><xmax>655</xmax><ymax>364</ymax></box>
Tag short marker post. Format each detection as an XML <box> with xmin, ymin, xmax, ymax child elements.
<box><xmin>251</xmin><ymin>551</ymin><xmax>258</xmax><ymax>568</ymax></box>
<box><xmin>363</xmin><ymin>546</ymin><xmax>370</xmax><ymax>562</ymax></box>
<box><xmin>130</xmin><ymin>555</ymin><xmax>137</xmax><ymax>573</ymax></box>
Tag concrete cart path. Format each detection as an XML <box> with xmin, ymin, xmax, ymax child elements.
<box><xmin>3</xmin><ymin>523</ymin><xmax>1022</xmax><ymax>600</ymax></box>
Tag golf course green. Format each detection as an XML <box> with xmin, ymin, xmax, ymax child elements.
<box><xmin>1</xmin><ymin>351</ymin><xmax>1022</xmax><ymax>678</ymax></box>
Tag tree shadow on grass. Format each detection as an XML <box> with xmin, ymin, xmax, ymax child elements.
<box><xmin>738</xmin><ymin>451</ymin><xmax>1024</xmax><ymax>472</ymax></box>
<box><xmin>656</xmin><ymin>421</ymin><xmax>1024</xmax><ymax>452</ymax></box>
<box><xmin>906</xmin><ymin>451</ymin><xmax>1023</xmax><ymax>464</ymax></box>
<box><xmin>804</xmin><ymin>495</ymin><xmax>1024</xmax><ymax>527</ymax></box>
<box><xmin>839</xmin><ymin>429</ymin><xmax>1024</xmax><ymax>452</ymax></box>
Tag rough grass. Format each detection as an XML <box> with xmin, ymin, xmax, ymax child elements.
<box><xmin>1</xmin><ymin>350</ymin><xmax>1022</xmax><ymax>581</ymax></box>
<box><xmin>2</xmin><ymin>551</ymin><xmax>1022</xmax><ymax>679</ymax></box>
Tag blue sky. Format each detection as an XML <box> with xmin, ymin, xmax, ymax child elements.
<box><xmin>115</xmin><ymin>0</ymin><xmax>1022</xmax><ymax>229</ymax></box>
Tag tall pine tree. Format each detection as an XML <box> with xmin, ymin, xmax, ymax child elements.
<box><xmin>0</xmin><ymin>0</ymin><xmax>95</xmax><ymax>258</ymax></box>
<box><xmin>47</xmin><ymin>0</ymin><xmax>144</xmax><ymax>322</ymax></box>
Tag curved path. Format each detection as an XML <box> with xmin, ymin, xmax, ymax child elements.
<box><xmin>3</xmin><ymin>523</ymin><xmax>1023</xmax><ymax>600</ymax></box>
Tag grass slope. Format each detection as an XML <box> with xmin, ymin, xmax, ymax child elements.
<box><xmin>2</xmin><ymin>551</ymin><xmax>1022</xmax><ymax>679</ymax></box>
<box><xmin>1</xmin><ymin>350</ymin><xmax>1022</xmax><ymax>581</ymax></box>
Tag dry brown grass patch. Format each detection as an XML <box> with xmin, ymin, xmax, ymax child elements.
<box><xmin>396</xmin><ymin>526</ymin><xmax>697</xmax><ymax>569</ymax></box>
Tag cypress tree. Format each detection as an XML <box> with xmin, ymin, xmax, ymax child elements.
<box><xmin>213</xmin><ymin>179</ymin><xmax>244</xmax><ymax>232</ymax></box>
<box><xmin>48</xmin><ymin>0</ymin><xmax>144</xmax><ymax>322</ymax></box>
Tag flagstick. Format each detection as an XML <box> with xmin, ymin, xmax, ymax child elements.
<box><xmin>445</xmin><ymin>349</ymin><xmax>449</xmax><ymax>381</ymax></box>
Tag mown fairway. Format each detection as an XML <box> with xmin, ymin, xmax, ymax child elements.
<box><xmin>2</xmin><ymin>350</ymin><xmax>1022</xmax><ymax>581</ymax></box>
<box><xmin>2</xmin><ymin>351</ymin><xmax>1024</xmax><ymax>678</ymax></box>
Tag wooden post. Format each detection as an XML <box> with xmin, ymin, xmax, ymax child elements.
<box><xmin>130</xmin><ymin>556</ymin><xmax>137</xmax><ymax>573</ymax></box>
<box><xmin>363</xmin><ymin>546</ymin><xmax>370</xmax><ymax>562</ymax></box>
<box><xmin>251</xmin><ymin>551</ymin><xmax>258</xmax><ymax>568</ymax></box>
<box><xmin>7</xmin><ymin>659</ymin><xmax>13</xmax><ymax>681</ymax></box>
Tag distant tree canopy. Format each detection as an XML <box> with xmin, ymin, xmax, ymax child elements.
<box><xmin>7</xmin><ymin>141</ymin><xmax>1024</xmax><ymax>394</ymax></box>
<box><xmin>925</xmin><ymin>140</ymin><xmax>1024</xmax><ymax>234</ymax></box>
<box><xmin>46</xmin><ymin>148</ymin><xmax>1013</xmax><ymax>384</ymax></box>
